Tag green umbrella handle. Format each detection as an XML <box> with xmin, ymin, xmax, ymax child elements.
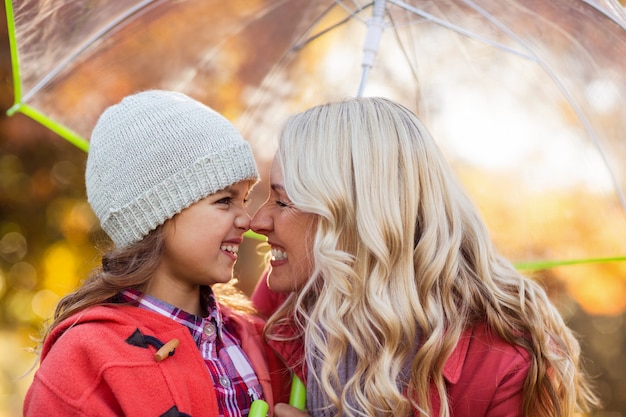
<box><xmin>249</xmin><ymin>399</ymin><xmax>269</xmax><ymax>417</ymax></box>
<box><xmin>289</xmin><ymin>374</ymin><xmax>306</xmax><ymax>411</ymax></box>
<box><xmin>249</xmin><ymin>374</ymin><xmax>306</xmax><ymax>416</ymax></box>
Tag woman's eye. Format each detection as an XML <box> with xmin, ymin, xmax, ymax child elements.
<box><xmin>276</xmin><ymin>200</ymin><xmax>288</xmax><ymax>208</ymax></box>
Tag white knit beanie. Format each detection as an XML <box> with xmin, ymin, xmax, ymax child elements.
<box><xmin>86</xmin><ymin>90</ymin><xmax>259</xmax><ymax>248</ymax></box>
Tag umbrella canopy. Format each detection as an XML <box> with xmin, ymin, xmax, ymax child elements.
<box><xmin>5</xmin><ymin>0</ymin><xmax>626</xmax><ymax>289</ymax></box>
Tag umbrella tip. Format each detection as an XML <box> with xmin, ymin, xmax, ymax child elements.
<box><xmin>6</xmin><ymin>102</ymin><xmax>22</xmax><ymax>117</ymax></box>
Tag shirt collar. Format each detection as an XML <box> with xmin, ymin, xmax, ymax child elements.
<box><xmin>117</xmin><ymin>288</ymin><xmax>224</xmax><ymax>341</ymax></box>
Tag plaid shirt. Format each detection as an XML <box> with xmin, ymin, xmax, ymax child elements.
<box><xmin>118</xmin><ymin>289</ymin><xmax>264</xmax><ymax>417</ymax></box>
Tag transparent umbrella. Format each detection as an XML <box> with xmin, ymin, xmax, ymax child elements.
<box><xmin>5</xmin><ymin>0</ymin><xmax>626</xmax><ymax>288</ymax></box>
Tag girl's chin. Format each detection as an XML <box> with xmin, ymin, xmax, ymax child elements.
<box><xmin>208</xmin><ymin>273</ymin><xmax>234</xmax><ymax>286</ymax></box>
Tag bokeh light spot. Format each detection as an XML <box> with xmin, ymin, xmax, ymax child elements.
<box><xmin>8</xmin><ymin>262</ymin><xmax>37</xmax><ymax>290</ymax></box>
<box><xmin>42</xmin><ymin>243</ymin><xmax>79</xmax><ymax>295</ymax></box>
<box><xmin>31</xmin><ymin>289</ymin><xmax>60</xmax><ymax>320</ymax></box>
<box><xmin>0</xmin><ymin>232</ymin><xmax>27</xmax><ymax>263</ymax></box>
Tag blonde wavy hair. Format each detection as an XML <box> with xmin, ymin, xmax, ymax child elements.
<box><xmin>267</xmin><ymin>97</ymin><xmax>598</xmax><ymax>417</ymax></box>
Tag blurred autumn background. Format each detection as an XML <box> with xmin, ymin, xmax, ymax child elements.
<box><xmin>1</xmin><ymin>1</ymin><xmax>626</xmax><ymax>416</ymax></box>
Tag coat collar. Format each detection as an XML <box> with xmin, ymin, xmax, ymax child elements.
<box><xmin>442</xmin><ymin>327</ymin><xmax>473</xmax><ymax>384</ymax></box>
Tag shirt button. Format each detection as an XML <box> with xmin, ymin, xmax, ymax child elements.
<box><xmin>203</xmin><ymin>322</ymin><xmax>216</xmax><ymax>337</ymax></box>
<box><xmin>219</xmin><ymin>375</ymin><xmax>230</xmax><ymax>387</ymax></box>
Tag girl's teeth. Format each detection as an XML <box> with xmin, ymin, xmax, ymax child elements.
<box><xmin>271</xmin><ymin>248</ymin><xmax>288</xmax><ymax>261</ymax></box>
<box><xmin>220</xmin><ymin>245</ymin><xmax>239</xmax><ymax>254</ymax></box>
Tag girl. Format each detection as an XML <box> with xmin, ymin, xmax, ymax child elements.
<box><xmin>24</xmin><ymin>90</ymin><xmax>289</xmax><ymax>417</ymax></box>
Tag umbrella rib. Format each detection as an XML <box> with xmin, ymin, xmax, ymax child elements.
<box><xmin>388</xmin><ymin>10</ymin><xmax>419</xmax><ymax>85</ymax></box>
<box><xmin>580</xmin><ymin>0</ymin><xmax>626</xmax><ymax>30</ymax></box>
<box><xmin>294</xmin><ymin>13</ymin><xmax>361</xmax><ymax>51</ymax></box>
<box><xmin>386</xmin><ymin>0</ymin><xmax>538</xmax><ymax>62</ymax></box>
<box><xmin>22</xmin><ymin>0</ymin><xmax>158</xmax><ymax>102</ymax></box>
<box><xmin>460</xmin><ymin>0</ymin><xmax>626</xmax><ymax>212</ymax></box>
<box><xmin>334</xmin><ymin>0</ymin><xmax>372</xmax><ymax>24</ymax></box>
<box><xmin>293</xmin><ymin>1</ymin><xmax>373</xmax><ymax>51</ymax></box>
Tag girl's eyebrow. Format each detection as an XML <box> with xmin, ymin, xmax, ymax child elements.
<box><xmin>217</xmin><ymin>186</ymin><xmax>234</xmax><ymax>195</ymax></box>
<box><xmin>219</xmin><ymin>185</ymin><xmax>248</xmax><ymax>198</ymax></box>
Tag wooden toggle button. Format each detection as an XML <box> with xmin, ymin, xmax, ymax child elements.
<box><xmin>154</xmin><ymin>338</ymin><xmax>180</xmax><ymax>362</ymax></box>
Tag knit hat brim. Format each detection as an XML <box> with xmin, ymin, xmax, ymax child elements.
<box><xmin>101</xmin><ymin>142</ymin><xmax>257</xmax><ymax>248</ymax></box>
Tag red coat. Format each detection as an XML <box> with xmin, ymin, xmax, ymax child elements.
<box><xmin>252</xmin><ymin>278</ymin><xmax>530</xmax><ymax>417</ymax></box>
<box><xmin>24</xmin><ymin>304</ymin><xmax>291</xmax><ymax>417</ymax></box>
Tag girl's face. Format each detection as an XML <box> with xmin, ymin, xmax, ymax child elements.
<box><xmin>148</xmin><ymin>180</ymin><xmax>253</xmax><ymax>312</ymax></box>
<box><xmin>251</xmin><ymin>158</ymin><xmax>317</xmax><ymax>293</ymax></box>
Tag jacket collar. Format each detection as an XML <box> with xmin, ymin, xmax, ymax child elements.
<box><xmin>442</xmin><ymin>327</ymin><xmax>472</xmax><ymax>384</ymax></box>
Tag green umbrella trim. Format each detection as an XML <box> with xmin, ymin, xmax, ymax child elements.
<box><xmin>4</xmin><ymin>0</ymin><xmax>90</xmax><ymax>152</ymax></box>
<box><xmin>7</xmin><ymin>102</ymin><xmax>89</xmax><ymax>152</ymax></box>
<box><xmin>514</xmin><ymin>256</ymin><xmax>626</xmax><ymax>271</ymax></box>
<box><xmin>5</xmin><ymin>0</ymin><xmax>19</xmax><ymax>100</ymax></box>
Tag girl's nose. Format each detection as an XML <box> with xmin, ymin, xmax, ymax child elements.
<box><xmin>234</xmin><ymin>208</ymin><xmax>252</xmax><ymax>231</ymax></box>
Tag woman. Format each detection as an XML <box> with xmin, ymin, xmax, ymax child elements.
<box><xmin>251</xmin><ymin>97</ymin><xmax>598</xmax><ymax>417</ymax></box>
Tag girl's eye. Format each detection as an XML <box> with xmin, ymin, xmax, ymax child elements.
<box><xmin>216</xmin><ymin>197</ymin><xmax>232</xmax><ymax>205</ymax></box>
<box><xmin>216</xmin><ymin>196</ymin><xmax>250</xmax><ymax>207</ymax></box>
